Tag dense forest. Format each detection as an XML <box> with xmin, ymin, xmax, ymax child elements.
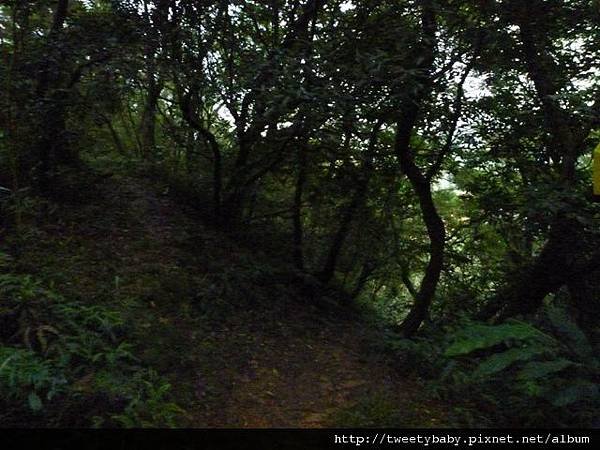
<box><xmin>0</xmin><ymin>0</ymin><xmax>599</xmax><ymax>428</ymax></box>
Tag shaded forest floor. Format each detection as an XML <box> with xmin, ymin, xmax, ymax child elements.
<box><xmin>10</xmin><ymin>163</ymin><xmax>448</xmax><ymax>427</ymax></box>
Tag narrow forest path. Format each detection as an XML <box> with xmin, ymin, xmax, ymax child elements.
<box><xmin>18</xmin><ymin>168</ymin><xmax>447</xmax><ymax>427</ymax></box>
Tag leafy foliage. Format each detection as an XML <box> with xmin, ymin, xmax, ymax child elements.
<box><xmin>0</xmin><ymin>260</ymin><xmax>183</xmax><ymax>426</ymax></box>
<box><xmin>439</xmin><ymin>308</ymin><xmax>600</xmax><ymax>427</ymax></box>
<box><xmin>0</xmin><ymin>346</ymin><xmax>66</xmax><ymax>411</ymax></box>
<box><xmin>444</xmin><ymin>320</ymin><xmax>555</xmax><ymax>357</ymax></box>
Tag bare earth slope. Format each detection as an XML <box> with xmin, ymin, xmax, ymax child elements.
<box><xmin>16</xmin><ymin>169</ymin><xmax>446</xmax><ymax>427</ymax></box>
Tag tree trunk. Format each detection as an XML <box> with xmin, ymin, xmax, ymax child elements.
<box><xmin>105</xmin><ymin>118</ymin><xmax>125</xmax><ymax>155</ymax></box>
<box><xmin>224</xmin><ymin>0</ymin><xmax>324</xmax><ymax>221</ymax></box>
<box><xmin>393</xmin><ymin>0</ymin><xmax>444</xmax><ymax>337</ymax></box>
<box><xmin>494</xmin><ymin>216</ymin><xmax>578</xmax><ymax>319</ymax></box>
<box><xmin>567</xmin><ymin>267</ymin><xmax>600</xmax><ymax>345</ymax></box>
<box><xmin>486</xmin><ymin>217</ymin><xmax>600</xmax><ymax>332</ymax></box>
<box><xmin>34</xmin><ymin>0</ymin><xmax>70</xmax><ymax>190</ymax></box>
<box><xmin>481</xmin><ymin>1</ymin><xmax>598</xmax><ymax>321</ymax></box>
<box><xmin>317</xmin><ymin>169</ymin><xmax>371</xmax><ymax>284</ymax></box>
<box><xmin>395</xmin><ymin>138</ymin><xmax>446</xmax><ymax>336</ymax></box>
<box><xmin>139</xmin><ymin>79</ymin><xmax>162</xmax><ymax>158</ymax></box>
<box><xmin>350</xmin><ymin>261</ymin><xmax>375</xmax><ymax>299</ymax></box>
<box><xmin>292</xmin><ymin>136</ymin><xmax>308</xmax><ymax>271</ymax></box>
<box><xmin>177</xmin><ymin>89</ymin><xmax>223</xmax><ymax>219</ymax></box>
<box><xmin>318</xmin><ymin>121</ymin><xmax>382</xmax><ymax>284</ymax></box>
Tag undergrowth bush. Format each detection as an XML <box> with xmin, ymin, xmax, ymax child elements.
<box><xmin>0</xmin><ymin>346</ymin><xmax>66</xmax><ymax>412</ymax></box>
<box><xmin>0</xmin><ymin>252</ymin><xmax>184</xmax><ymax>427</ymax></box>
<box><xmin>387</xmin><ymin>306</ymin><xmax>600</xmax><ymax>427</ymax></box>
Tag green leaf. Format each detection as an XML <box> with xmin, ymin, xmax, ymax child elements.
<box><xmin>517</xmin><ymin>359</ymin><xmax>574</xmax><ymax>381</ymax></box>
<box><xmin>519</xmin><ymin>379</ymin><xmax>543</xmax><ymax>397</ymax></box>
<box><xmin>550</xmin><ymin>381</ymin><xmax>599</xmax><ymax>407</ymax></box>
<box><xmin>543</xmin><ymin>305</ymin><xmax>593</xmax><ymax>359</ymax></box>
<box><xmin>28</xmin><ymin>392</ymin><xmax>43</xmax><ymax>411</ymax></box>
<box><xmin>473</xmin><ymin>346</ymin><xmax>548</xmax><ymax>378</ymax></box>
<box><xmin>445</xmin><ymin>321</ymin><xmax>555</xmax><ymax>357</ymax></box>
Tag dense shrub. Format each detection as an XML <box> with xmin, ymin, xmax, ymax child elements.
<box><xmin>0</xmin><ymin>253</ymin><xmax>183</xmax><ymax>427</ymax></box>
<box><xmin>386</xmin><ymin>307</ymin><xmax>600</xmax><ymax>427</ymax></box>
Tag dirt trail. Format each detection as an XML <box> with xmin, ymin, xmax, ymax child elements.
<box><xmin>22</xmin><ymin>171</ymin><xmax>445</xmax><ymax>427</ymax></box>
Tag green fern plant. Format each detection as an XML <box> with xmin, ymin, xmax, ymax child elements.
<box><xmin>92</xmin><ymin>369</ymin><xmax>185</xmax><ymax>428</ymax></box>
<box><xmin>0</xmin><ymin>346</ymin><xmax>67</xmax><ymax>411</ymax></box>
<box><xmin>443</xmin><ymin>308</ymin><xmax>600</xmax><ymax>426</ymax></box>
<box><xmin>0</xmin><ymin>268</ymin><xmax>183</xmax><ymax>425</ymax></box>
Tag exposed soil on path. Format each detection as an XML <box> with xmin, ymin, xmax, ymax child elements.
<box><xmin>17</xmin><ymin>169</ymin><xmax>447</xmax><ymax>427</ymax></box>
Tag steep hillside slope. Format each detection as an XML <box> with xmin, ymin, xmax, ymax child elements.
<box><xmin>6</xmin><ymin>167</ymin><xmax>446</xmax><ymax>427</ymax></box>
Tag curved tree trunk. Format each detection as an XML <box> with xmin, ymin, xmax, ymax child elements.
<box><xmin>395</xmin><ymin>120</ymin><xmax>446</xmax><ymax>337</ymax></box>
<box><xmin>392</xmin><ymin>0</ymin><xmax>445</xmax><ymax>337</ymax></box>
